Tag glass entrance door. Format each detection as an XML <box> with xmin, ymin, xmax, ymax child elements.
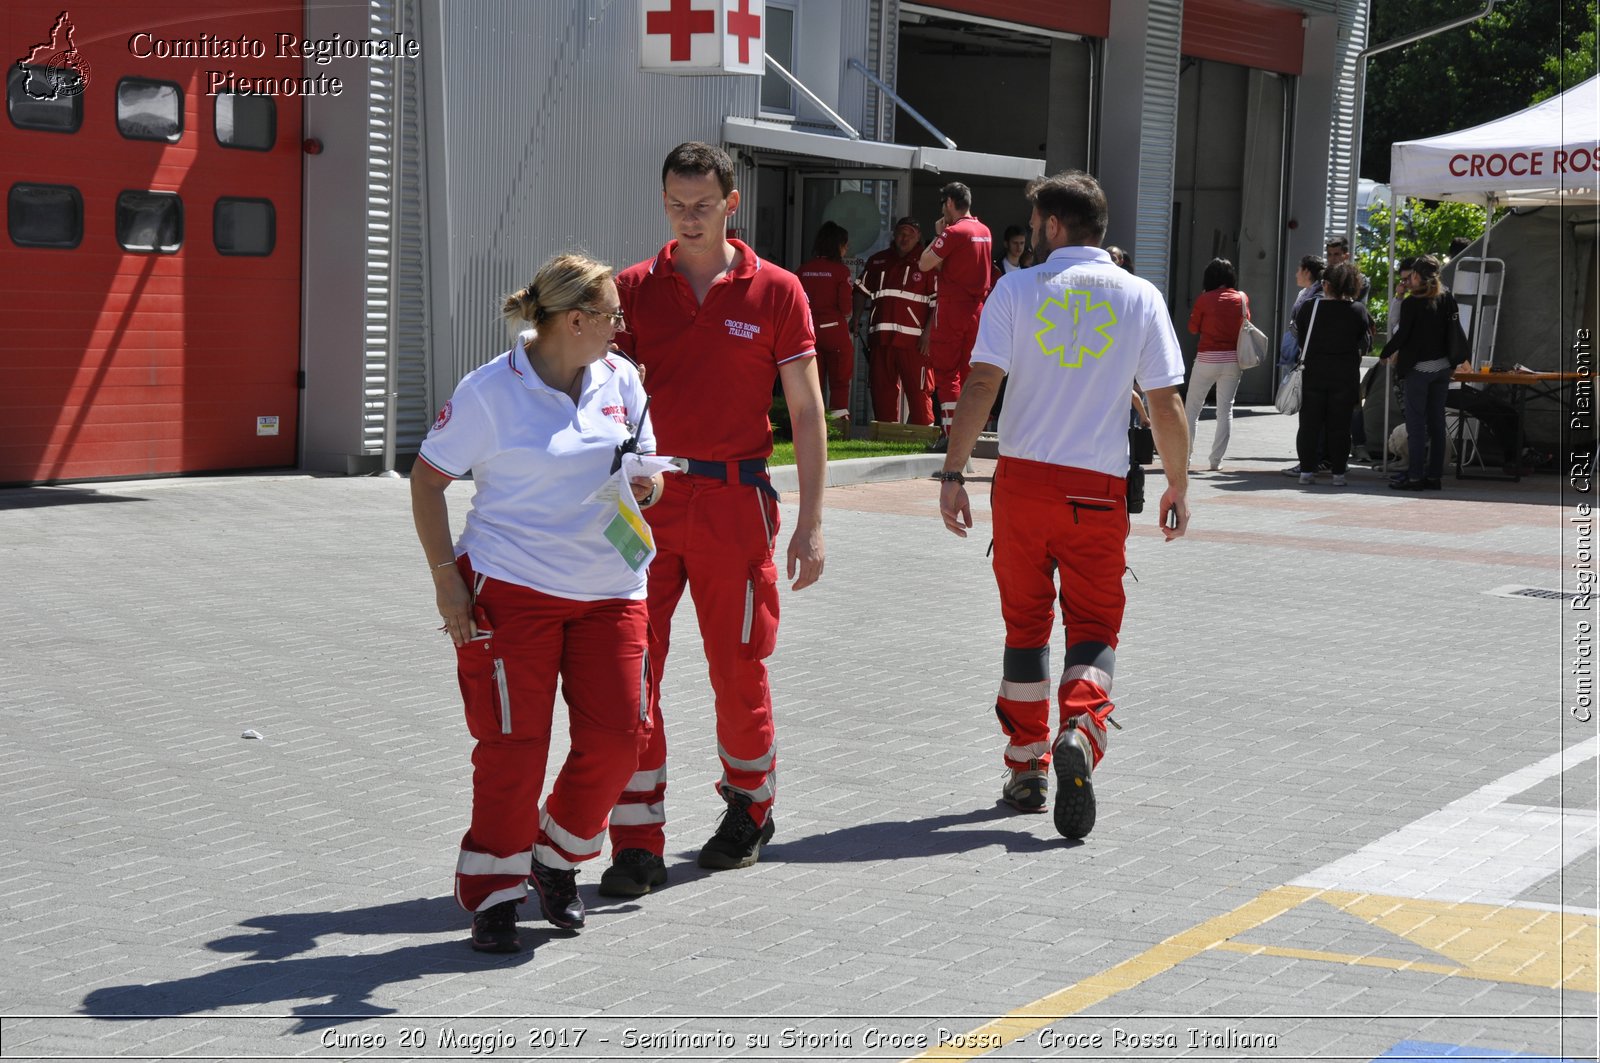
<box><xmin>794</xmin><ymin>172</ymin><xmax>909</xmax><ymax>277</ymax></box>
<box><xmin>794</xmin><ymin>173</ymin><xmax>909</xmax><ymax>422</ymax></box>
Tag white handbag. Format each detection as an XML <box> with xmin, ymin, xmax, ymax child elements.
<box><xmin>1236</xmin><ymin>317</ymin><xmax>1268</xmax><ymax>370</ymax></box>
<box><xmin>1274</xmin><ymin>300</ymin><xmax>1319</xmax><ymax>416</ymax></box>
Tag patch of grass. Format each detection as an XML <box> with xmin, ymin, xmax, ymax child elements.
<box><xmin>770</xmin><ymin>438</ymin><xmax>930</xmax><ymax>467</ymax></box>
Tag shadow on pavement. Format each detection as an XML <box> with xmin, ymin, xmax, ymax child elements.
<box><xmin>748</xmin><ymin>806</ymin><xmax>1063</xmax><ymax>864</ymax></box>
<box><xmin>0</xmin><ymin>487</ymin><xmax>147</xmax><ymax>510</ymax></box>
<box><xmin>80</xmin><ymin>896</ymin><xmax>559</xmax><ymax>1031</ymax></box>
<box><xmin>1198</xmin><ymin>468</ymin><xmax>1568</xmax><ymax>505</ymax></box>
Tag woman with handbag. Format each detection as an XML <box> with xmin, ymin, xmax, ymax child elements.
<box><xmin>1379</xmin><ymin>255</ymin><xmax>1467</xmax><ymax>491</ymax></box>
<box><xmin>1185</xmin><ymin>258</ymin><xmax>1251</xmax><ymax>472</ymax></box>
<box><xmin>1292</xmin><ymin>262</ymin><xmax>1372</xmax><ymax>487</ymax></box>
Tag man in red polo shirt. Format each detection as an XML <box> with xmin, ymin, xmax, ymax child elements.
<box><xmin>859</xmin><ymin>216</ymin><xmax>936</xmax><ymax>425</ymax></box>
<box><xmin>599</xmin><ymin>142</ymin><xmax>828</xmax><ymax>899</ymax></box>
<box><xmin>919</xmin><ymin>183</ymin><xmax>993</xmax><ymax>444</ymax></box>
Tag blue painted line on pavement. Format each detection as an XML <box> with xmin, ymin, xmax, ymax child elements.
<box><xmin>1376</xmin><ymin>1040</ymin><xmax>1587</xmax><ymax>1062</ymax></box>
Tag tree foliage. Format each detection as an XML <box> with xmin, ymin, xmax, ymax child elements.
<box><xmin>1363</xmin><ymin>0</ymin><xmax>1596</xmax><ymax>182</ymax></box>
<box><xmin>1356</xmin><ymin>199</ymin><xmax>1489</xmax><ymax>333</ymax></box>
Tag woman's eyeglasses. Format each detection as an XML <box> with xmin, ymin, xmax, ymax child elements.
<box><xmin>583</xmin><ymin>306</ymin><xmax>626</xmax><ymax>329</ymax></box>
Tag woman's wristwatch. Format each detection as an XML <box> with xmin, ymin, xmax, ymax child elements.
<box><xmin>934</xmin><ymin>470</ymin><xmax>966</xmax><ymax>485</ymax></box>
<box><xmin>641</xmin><ymin>479</ymin><xmax>659</xmax><ymax>506</ymax></box>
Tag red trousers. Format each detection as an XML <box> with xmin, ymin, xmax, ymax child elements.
<box><xmin>868</xmin><ymin>336</ymin><xmax>934</xmax><ymax>425</ymax></box>
<box><xmin>927</xmin><ymin>300</ymin><xmax>983</xmax><ymax>421</ymax></box>
<box><xmin>452</xmin><ymin>557</ymin><xmax>650</xmax><ymax>913</ymax></box>
<box><xmin>609</xmin><ymin>474</ymin><xmax>781</xmax><ymax>856</ymax></box>
<box><xmin>989</xmin><ymin>458</ymin><xmax>1127</xmax><ymax>774</ymax></box>
<box><xmin>815</xmin><ymin>320</ymin><xmax>853</xmax><ymax>413</ymax></box>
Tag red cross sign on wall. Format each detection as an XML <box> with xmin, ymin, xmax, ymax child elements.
<box><xmin>639</xmin><ymin>0</ymin><xmax>765</xmax><ymax>77</ymax></box>
<box><xmin>727</xmin><ymin>0</ymin><xmax>761</xmax><ymax>65</ymax></box>
<box><xmin>645</xmin><ymin>0</ymin><xmax>714</xmax><ymax>63</ymax></box>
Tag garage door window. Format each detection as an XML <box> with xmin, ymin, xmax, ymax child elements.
<box><xmin>215</xmin><ymin>92</ymin><xmax>276</xmax><ymax>150</ymax></box>
<box><xmin>8</xmin><ymin>183</ymin><xmax>83</xmax><ymax>248</ymax></box>
<box><xmin>117</xmin><ymin>190</ymin><xmax>183</xmax><ymax>253</ymax></box>
<box><xmin>7</xmin><ymin>65</ymin><xmax>83</xmax><ymax>132</ymax></box>
<box><xmin>117</xmin><ymin>78</ymin><xmax>183</xmax><ymax>142</ymax></box>
<box><xmin>214</xmin><ymin>198</ymin><xmax>275</xmax><ymax>255</ymax></box>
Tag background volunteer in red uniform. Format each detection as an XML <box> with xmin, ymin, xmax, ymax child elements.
<box><xmin>797</xmin><ymin>221</ymin><xmax>857</xmax><ymax>421</ymax></box>
<box><xmin>919</xmin><ymin>182</ymin><xmax>993</xmax><ymax>438</ymax></box>
<box><xmin>858</xmin><ymin>216</ymin><xmax>936</xmax><ymax>425</ymax></box>
<box><xmin>936</xmin><ymin>172</ymin><xmax>1190</xmax><ymax>842</ymax></box>
<box><xmin>600</xmin><ymin>142</ymin><xmax>827</xmax><ymax>898</ymax></box>
<box><xmin>411</xmin><ymin>253</ymin><xmax>664</xmax><ymax>953</ymax></box>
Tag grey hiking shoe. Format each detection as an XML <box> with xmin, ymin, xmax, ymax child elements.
<box><xmin>1052</xmin><ymin>723</ymin><xmax>1097</xmax><ymax>840</ymax></box>
<box><xmin>1001</xmin><ymin>765</ymin><xmax>1049</xmax><ymax>813</ymax></box>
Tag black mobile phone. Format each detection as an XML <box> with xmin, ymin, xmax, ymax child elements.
<box><xmin>1164</xmin><ymin>506</ymin><xmax>1180</xmax><ymax>530</ymax></box>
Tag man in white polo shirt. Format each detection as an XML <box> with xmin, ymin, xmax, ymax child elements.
<box><xmin>935</xmin><ymin>171</ymin><xmax>1190</xmax><ymax>841</ymax></box>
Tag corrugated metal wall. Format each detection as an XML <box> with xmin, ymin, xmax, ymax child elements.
<box><xmin>394</xmin><ymin>0</ymin><xmax>431</xmax><ymax>450</ymax></box>
<box><xmin>1132</xmin><ymin>0</ymin><xmax>1183</xmax><ymax>298</ymax></box>
<box><xmin>1325</xmin><ymin>0</ymin><xmax>1369</xmax><ymax>238</ymax></box>
<box><xmin>837</xmin><ymin>1</ymin><xmax>872</xmax><ymax>137</ymax></box>
<box><xmin>362</xmin><ymin>0</ymin><xmax>398</xmax><ymax>455</ymax></box>
<box><xmin>432</xmin><ymin>0</ymin><xmax>766</xmax><ymax>386</ymax></box>
<box><xmin>865</xmin><ymin>0</ymin><xmax>898</xmax><ymax>141</ymax></box>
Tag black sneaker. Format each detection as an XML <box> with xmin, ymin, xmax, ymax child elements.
<box><xmin>927</xmin><ymin>435</ymin><xmax>949</xmax><ymax>453</ymax></box>
<box><xmin>697</xmin><ymin>790</ymin><xmax>775</xmax><ymax>870</ymax></box>
<box><xmin>528</xmin><ymin>859</ymin><xmax>585</xmax><ymax>929</ymax></box>
<box><xmin>1052</xmin><ymin>723</ymin><xmax>1097</xmax><ymax>840</ymax></box>
<box><xmin>598</xmin><ymin>849</ymin><xmax>668</xmax><ymax>898</ymax></box>
<box><xmin>469</xmin><ymin>899</ymin><xmax>522</xmax><ymax>953</ymax></box>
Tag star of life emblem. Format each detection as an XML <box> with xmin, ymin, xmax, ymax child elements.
<box><xmin>1033</xmin><ymin>289</ymin><xmax>1117</xmax><ymax>367</ymax></box>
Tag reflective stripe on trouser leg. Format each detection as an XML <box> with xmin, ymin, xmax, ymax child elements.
<box><xmin>1061</xmin><ymin>640</ymin><xmax>1116</xmax><ymax>766</ymax></box>
<box><xmin>717</xmin><ymin>741</ymin><xmax>776</xmax><ymax>807</ymax></box>
<box><xmin>455</xmin><ymin>845</ymin><xmax>531</xmax><ymax>912</ymax></box>
<box><xmin>940</xmin><ymin>401</ymin><xmax>958</xmax><ymax>432</ymax></box>
<box><xmin>997</xmin><ymin>644</ymin><xmax>1052</xmax><ymax>770</ymax></box>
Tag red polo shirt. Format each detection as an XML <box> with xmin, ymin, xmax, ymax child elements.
<box><xmin>796</xmin><ymin>257</ymin><xmax>853</xmax><ymax>329</ymax></box>
<box><xmin>614</xmin><ymin>239</ymin><xmax>816</xmax><ymax>462</ymax></box>
<box><xmin>927</xmin><ymin>215</ymin><xmax>993</xmax><ymax>307</ymax></box>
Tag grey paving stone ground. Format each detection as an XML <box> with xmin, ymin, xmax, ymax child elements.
<box><xmin>0</xmin><ymin>408</ymin><xmax>1594</xmax><ymax>1062</ymax></box>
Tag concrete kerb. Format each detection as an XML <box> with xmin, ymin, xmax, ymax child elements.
<box><xmin>769</xmin><ymin>453</ymin><xmax>949</xmax><ymax>492</ymax></box>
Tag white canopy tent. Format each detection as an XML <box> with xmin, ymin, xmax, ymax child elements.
<box><xmin>1390</xmin><ymin>75</ymin><xmax>1600</xmax><ymax>206</ymax></box>
<box><xmin>1387</xmin><ymin>74</ymin><xmax>1600</xmax><ymax>324</ymax></box>
<box><xmin>1375</xmin><ymin>77</ymin><xmax>1600</xmax><ymax>466</ymax></box>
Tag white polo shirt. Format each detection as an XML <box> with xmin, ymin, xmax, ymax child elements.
<box><xmin>418</xmin><ymin>344</ymin><xmax>656</xmax><ymax>601</ymax></box>
<box><xmin>971</xmin><ymin>245</ymin><xmax>1185</xmax><ymax>476</ymax></box>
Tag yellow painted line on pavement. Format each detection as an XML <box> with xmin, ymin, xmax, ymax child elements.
<box><xmin>1319</xmin><ymin>890</ymin><xmax>1599</xmax><ymax>992</ymax></box>
<box><xmin>1213</xmin><ymin>940</ymin><xmax>1467</xmax><ymax>978</ymax></box>
<box><xmin>902</xmin><ymin>884</ymin><xmax>1599</xmax><ymax>1063</ymax></box>
<box><xmin>903</xmin><ymin>885</ymin><xmax>1317</xmax><ymax>1062</ymax></box>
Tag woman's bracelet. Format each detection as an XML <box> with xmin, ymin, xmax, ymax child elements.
<box><xmin>431</xmin><ymin>559</ymin><xmax>458</xmax><ymax>572</ymax></box>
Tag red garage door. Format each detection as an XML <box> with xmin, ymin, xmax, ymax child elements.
<box><xmin>1</xmin><ymin>2</ymin><xmax>302</xmax><ymax>484</ymax></box>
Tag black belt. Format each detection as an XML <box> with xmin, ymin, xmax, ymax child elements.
<box><xmin>680</xmin><ymin>457</ymin><xmax>779</xmax><ymax>501</ymax></box>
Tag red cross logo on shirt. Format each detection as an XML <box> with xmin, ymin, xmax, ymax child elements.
<box><xmin>647</xmin><ymin>0</ymin><xmax>715</xmax><ymax>62</ymax></box>
<box><xmin>727</xmin><ymin>0</ymin><xmax>762</xmax><ymax>65</ymax></box>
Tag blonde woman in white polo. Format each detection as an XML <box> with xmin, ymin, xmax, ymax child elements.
<box><xmin>411</xmin><ymin>252</ymin><xmax>663</xmax><ymax>953</ymax></box>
